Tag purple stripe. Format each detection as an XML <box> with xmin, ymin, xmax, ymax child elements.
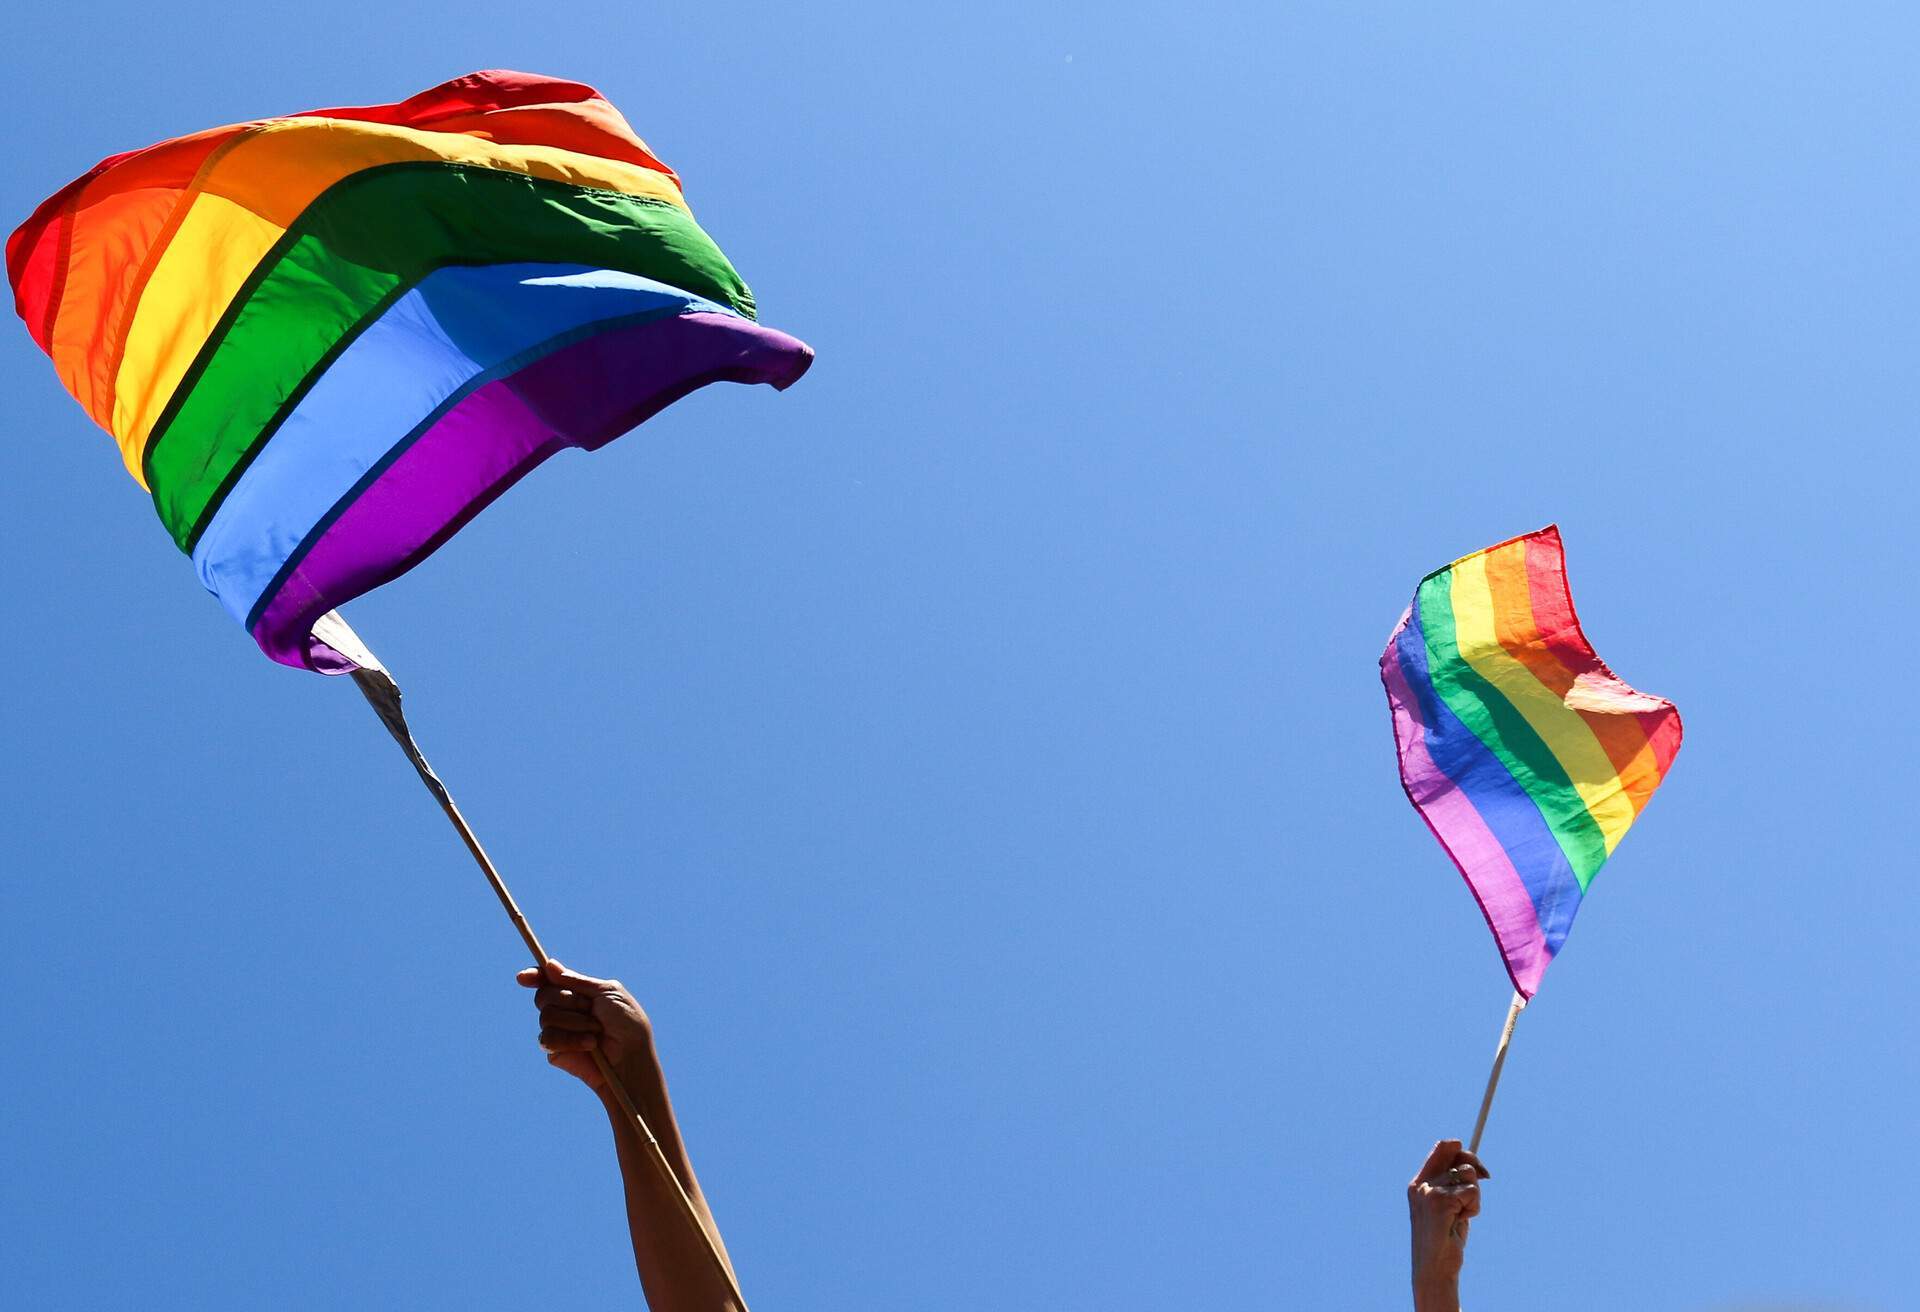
<box><xmin>195</xmin><ymin>265</ymin><xmax>717</xmax><ymax>629</ymax></box>
<box><xmin>254</xmin><ymin>311</ymin><xmax>813</xmax><ymax>670</ymax></box>
<box><xmin>1381</xmin><ymin>612</ymin><xmax>1550</xmax><ymax>996</ymax></box>
<box><xmin>1393</xmin><ymin>600</ymin><xmax>1583</xmax><ymax>956</ymax></box>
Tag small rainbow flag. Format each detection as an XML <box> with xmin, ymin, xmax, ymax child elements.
<box><xmin>1379</xmin><ymin>527</ymin><xmax>1681</xmax><ymax>997</ymax></box>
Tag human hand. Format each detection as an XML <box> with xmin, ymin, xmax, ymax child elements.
<box><xmin>515</xmin><ymin>959</ymin><xmax>656</xmax><ymax>1092</ymax></box>
<box><xmin>1408</xmin><ymin>1139</ymin><xmax>1487</xmax><ymax>1310</ymax></box>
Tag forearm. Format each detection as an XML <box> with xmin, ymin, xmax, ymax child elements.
<box><xmin>1412</xmin><ymin>1271</ymin><xmax>1459</xmax><ymax>1312</ymax></box>
<box><xmin>599</xmin><ymin>1048</ymin><xmax>740</xmax><ymax>1311</ymax></box>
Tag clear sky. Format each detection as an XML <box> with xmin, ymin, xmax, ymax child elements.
<box><xmin>2</xmin><ymin>5</ymin><xmax>1911</xmax><ymax>1309</ymax></box>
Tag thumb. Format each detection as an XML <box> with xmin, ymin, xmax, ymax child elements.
<box><xmin>543</xmin><ymin>959</ymin><xmax>616</xmax><ymax>995</ymax></box>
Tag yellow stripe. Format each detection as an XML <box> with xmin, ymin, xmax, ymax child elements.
<box><xmin>108</xmin><ymin>194</ymin><xmax>282</xmax><ymax>483</ymax></box>
<box><xmin>1449</xmin><ymin>549</ymin><xmax>1638</xmax><ymax>854</ymax></box>
<box><xmin>110</xmin><ymin>116</ymin><xmax>691</xmax><ymax>473</ymax></box>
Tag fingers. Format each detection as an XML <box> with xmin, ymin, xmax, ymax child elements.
<box><xmin>1408</xmin><ymin>1140</ymin><xmax>1487</xmax><ymax>1230</ymax></box>
<box><xmin>539</xmin><ymin>1008</ymin><xmax>600</xmax><ymax>1034</ymax></box>
<box><xmin>519</xmin><ymin>960</ymin><xmax>606</xmax><ymax>1044</ymax></box>
<box><xmin>533</xmin><ymin>985</ymin><xmax>594</xmax><ymax>1014</ymax></box>
<box><xmin>539</xmin><ymin>1027</ymin><xmax>599</xmax><ymax>1053</ymax></box>
<box><xmin>534</xmin><ymin>985</ymin><xmax>604</xmax><ymax>1053</ymax></box>
<box><xmin>516</xmin><ymin>959</ymin><xmax>643</xmax><ymax>1080</ymax></box>
<box><xmin>1411</xmin><ymin>1139</ymin><xmax>1464</xmax><ymax>1187</ymax></box>
<box><xmin>1410</xmin><ymin>1179</ymin><xmax>1478</xmax><ymax>1231</ymax></box>
<box><xmin>1410</xmin><ymin>1139</ymin><xmax>1491</xmax><ymax>1189</ymax></box>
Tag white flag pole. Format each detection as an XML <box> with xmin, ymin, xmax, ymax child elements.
<box><xmin>1468</xmin><ymin>992</ymin><xmax>1526</xmax><ymax>1155</ymax></box>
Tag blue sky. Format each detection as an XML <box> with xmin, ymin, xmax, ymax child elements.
<box><xmin>2</xmin><ymin>4</ymin><xmax>1912</xmax><ymax>1308</ymax></box>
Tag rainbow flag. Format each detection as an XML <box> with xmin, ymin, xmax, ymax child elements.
<box><xmin>1379</xmin><ymin>527</ymin><xmax>1681</xmax><ymax>996</ymax></box>
<box><xmin>6</xmin><ymin>70</ymin><xmax>812</xmax><ymax>671</ymax></box>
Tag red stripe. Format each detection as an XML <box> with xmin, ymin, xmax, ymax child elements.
<box><xmin>1523</xmin><ymin>528</ymin><xmax>1683</xmax><ymax>785</ymax></box>
<box><xmin>299</xmin><ymin>70</ymin><xmax>679</xmax><ymax>185</ymax></box>
<box><xmin>6</xmin><ymin>181</ymin><xmax>72</xmax><ymax>350</ymax></box>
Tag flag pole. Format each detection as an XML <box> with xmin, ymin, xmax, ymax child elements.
<box><xmin>314</xmin><ymin>614</ymin><xmax>749</xmax><ymax>1310</ymax></box>
<box><xmin>1468</xmin><ymin>992</ymin><xmax>1526</xmax><ymax>1155</ymax></box>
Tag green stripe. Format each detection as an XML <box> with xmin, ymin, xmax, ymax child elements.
<box><xmin>143</xmin><ymin>162</ymin><xmax>752</xmax><ymax>550</ymax></box>
<box><xmin>1416</xmin><ymin>572</ymin><xmax>1609</xmax><ymax>888</ymax></box>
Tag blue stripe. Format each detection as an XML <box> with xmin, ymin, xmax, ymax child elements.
<box><xmin>1397</xmin><ymin>596</ymin><xmax>1583</xmax><ymax>954</ymax></box>
<box><xmin>192</xmin><ymin>264</ymin><xmax>732</xmax><ymax>625</ymax></box>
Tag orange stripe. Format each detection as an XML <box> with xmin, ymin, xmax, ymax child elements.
<box><xmin>48</xmin><ymin>188</ymin><xmax>181</xmax><ymax>426</ymax></box>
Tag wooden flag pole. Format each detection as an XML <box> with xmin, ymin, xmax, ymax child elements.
<box><xmin>1468</xmin><ymin>992</ymin><xmax>1526</xmax><ymax>1155</ymax></box>
<box><xmin>315</xmin><ymin>616</ymin><xmax>748</xmax><ymax>1310</ymax></box>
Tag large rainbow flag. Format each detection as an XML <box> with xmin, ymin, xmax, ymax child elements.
<box><xmin>1380</xmin><ymin>527</ymin><xmax>1681</xmax><ymax>996</ymax></box>
<box><xmin>6</xmin><ymin>70</ymin><xmax>812</xmax><ymax>671</ymax></box>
